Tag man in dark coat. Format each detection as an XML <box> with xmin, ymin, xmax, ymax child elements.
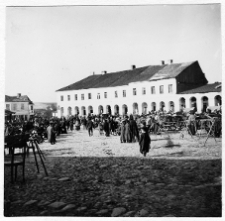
<box><xmin>124</xmin><ymin>120</ymin><xmax>132</xmax><ymax>143</ymax></box>
<box><xmin>139</xmin><ymin>123</ymin><xmax>151</xmax><ymax>157</ymax></box>
<box><xmin>103</xmin><ymin>119</ymin><xmax>110</xmax><ymax>137</ymax></box>
<box><xmin>120</xmin><ymin>120</ymin><xmax>126</xmax><ymax>143</ymax></box>
<box><xmin>129</xmin><ymin>115</ymin><xmax>139</xmax><ymax>142</ymax></box>
<box><xmin>86</xmin><ymin>117</ymin><xmax>94</xmax><ymax>136</ymax></box>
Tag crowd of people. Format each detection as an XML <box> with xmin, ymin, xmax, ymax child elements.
<box><xmin>4</xmin><ymin>106</ymin><xmax>222</xmax><ymax>157</ymax></box>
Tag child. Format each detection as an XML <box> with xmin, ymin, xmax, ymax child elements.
<box><xmin>139</xmin><ymin>123</ymin><xmax>151</xmax><ymax>157</ymax></box>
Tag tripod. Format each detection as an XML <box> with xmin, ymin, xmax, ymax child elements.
<box><xmin>27</xmin><ymin>138</ymin><xmax>48</xmax><ymax>176</ymax></box>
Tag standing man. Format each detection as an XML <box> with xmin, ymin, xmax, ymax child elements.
<box><xmin>86</xmin><ymin>117</ymin><xmax>94</xmax><ymax>136</ymax></box>
<box><xmin>103</xmin><ymin>118</ymin><xmax>110</xmax><ymax>137</ymax></box>
<box><xmin>47</xmin><ymin>121</ymin><xmax>56</xmax><ymax>145</ymax></box>
<box><xmin>129</xmin><ymin>115</ymin><xmax>139</xmax><ymax>142</ymax></box>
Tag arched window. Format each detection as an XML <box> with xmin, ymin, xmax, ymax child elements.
<box><xmin>214</xmin><ymin>95</ymin><xmax>222</xmax><ymax>106</ymax></box>
<box><xmin>122</xmin><ymin>104</ymin><xmax>128</xmax><ymax>115</ymax></box>
<box><xmin>179</xmin><ymin>97</ymin><xmax>186</xmax><ymax>110</ymax></box>
<box><xmin>114</xmin><ymin>105</ymin><xmax>119</xmax><ymax>115</ymax></box>
<box><xmin>151</xmin><ymin>102</ymin><xmax>156</xmax><ymax>111</ymax></box>
<box><xmin>142</xmin><ymin>102</ymin><xmax>148</xmax><ymax>114</ymax></box>
<box><xmin>201</xmin><ymin>96</ymin><xmax>209</xmax><ymax>112</ymax></box>
<box><xmin>132</xmin><ymin>103</ymin><xmax>138</xmax><ymax>114</ymax></box>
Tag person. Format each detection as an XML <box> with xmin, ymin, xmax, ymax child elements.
<box><xmin>86</xmin><ymin>117</ymin><xmax>94</xmax><ymax>136</ymax></box>
<box><xmin>98</xmin><ymin>120</ymin><xmax>104</xmax><ymax>136</ymax></box>
<box><xmin>69</xmin><ymin>119</ymin><xmax>74</xmax><ymax>131</ymax></box>
<box><xmin>103</xmin><ymin>119</ymin><xmax>110</xmax><ymax>137</ymax></box>
<box><xmin>75</xmin><ymin>117</ymin><xmax>81</xmax><ymax>131</ymax></box>
<box><xmin>129</xmin><ymin>115</ymin><xmax>139</xmax><ymax>142</ymax></box>
<box><xmin>120</xmin><ymin>119</ymin><xmax>126</xmax><ymax>143</ymax></box>
<box><xmin>125</xmin><ymin>119</ymin><xmax>132</xmax><ymax>143</ymax></box>
<box><xmin>139</xmin><ymin>123</ymin><xmax>151</xmax><ymax>157</ymax></box>
<box><xmin>47</xmin><ymin>121</ymin><xmax>56</xmax><ymax>145</ymax></box>
<box><xmin>187</xmin><ymin>110</ymin><xmax>196</xmax><ymax>135</ymax></box>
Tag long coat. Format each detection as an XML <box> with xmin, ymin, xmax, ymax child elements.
<box><xmin>125</xmin><ymin>122</ymin><xmax>132</xmax><ymax>143</ymax></box>
<box><xmin>47</xmin><ymin>125</ymin><xmax>55</xmax><ymax>143</ymax></box>
<box><xmin>129</xmin><ymin>119</ymin><xmax>139</xmax><ymax>142</ymax></box>
<box><xmin>139</xmin><ymin>131</ymin><xmax>151</xmax><ymax>155</ymax></box>
<box><xmin>103</xmin><ymin>121</ymin><xmax>110</xmax><ymax>136</ymax></box>
<box><xmin>120</xmin><ymin>123</ymin><xmax>126</xmax><ymax>143</ymax></box>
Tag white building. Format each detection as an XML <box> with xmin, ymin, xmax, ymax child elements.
<box><xmin>5</xmin><ymin>93</ymin><xmax>34</xmax><ymax>120</ymax></box>
<box><xmin>55</xmin><ymin>60</ymin><xmax>221</xmax><ymax>117</ymax></box>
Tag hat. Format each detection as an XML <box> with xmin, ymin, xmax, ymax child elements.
<box><xmin>50</xmin><ymin>121</ymin><xmax>54</xmax><ymax>124</ymax></box>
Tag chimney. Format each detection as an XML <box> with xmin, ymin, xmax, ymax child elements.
<box><xmin>131</xmin><ymin>65</ymin><xmax>136</xmax><ymax>70</ymax></box>
<box><xmin>170</xmin><ymin>59</ymin><xmax>173</xmax><ymax>64</ymax></box>
<box><xmin>161</xmin><ymin>60</ymin><xmax>165</xmax><ymax>65</ymax></box>
<box><xmin>17</xmin><ymin>93</ymin><xmax>21</xmax><ymax>98</ymax></box>
<box><xmin>93</xmin><ymin>72</ymin><xmax>95</xmax><ymax>75</ymax></box>
<box><xmin>102</xmin><ymin>71</ymin><xmax>107</xmax><ymax>75</ymax></box>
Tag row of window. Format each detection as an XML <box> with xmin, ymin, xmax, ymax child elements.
<box><xmin>61</xmin><ymin>85</ymin><xmax>173</xmax><ymax>101</ymax></box>
<box><xmin>6</xmin><ymin>103</ymin><xmax>25</xmax><ymax>110</ymax></box>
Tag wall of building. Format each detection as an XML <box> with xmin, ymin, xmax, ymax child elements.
<box><xmin>5</xmin><ymin>101</ymin><xmax>34</xmax><ymax>118</ymax></box>
<box><xmin>56</xmin><ymin>78</ymin><xmax>180</xmax><ymax>116</ymax></box>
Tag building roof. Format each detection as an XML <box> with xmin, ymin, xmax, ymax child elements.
<box><xmin>5</xmin><ymin>95</ymin><xmax>33</xmax><ymax>104</ymax></box>
<box><xmin>180</xmin><ymin>82</ymin><xmax>221</xmax><ymax>94</ymax></box>
<box><xmin>56</xmin><ymin>61</ymin><xmax>197</xmax><ymax>91</ymax></box>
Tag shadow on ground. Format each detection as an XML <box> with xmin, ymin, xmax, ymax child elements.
<box><xmin>4</xmin><ymin>156</ymin><xmax>222</xmax><ymax>217</ymax></box>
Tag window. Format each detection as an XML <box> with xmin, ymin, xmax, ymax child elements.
<box><xmin>88</xmin><ymin>93</ymin><xmax>92</xmax><ymax>99</ymax></box>
<box><xmin>75</xmin><ymin>94</ymin><xmax>78</xmax><ymax>100</ymax></box>
<box><xmin>30</xmin><ymin>105</ymin><xmax>33</xmax><ymax>110</ymax></box>
<box><xmin>168</xmin><ymin>84</ymin><xmax>173</xmax><ymax>93</ymax></box>
<box><xmin>142</xmin><ymin>87</ymin><xmax>146</xmax><ymax>95</ymax></box>
<box><xmin>68</xmin><ymin>95</ymin><xmax>70</xmax><ymax>101</ymax></box>
<box><xmin>81</xmin><ymin>94</ymin><xmax>84</xmax><ymax>100</ymax></box>
<box><xmin>160</xmin><ymin>85</ymin><xmax>164</xmax><ymax>94</ymax></box>
<box><xmin>151</xmin><ymin>86</ymin><xmax>155</xmax><ymax>94</ymax></box>
<box><xmin>104</xmin><ymin>92</ymin><xmax>107</xmax><ymax>98</ymax></box>
<box><xmin>6</xmin><ymin>104</ymin><xmax>10</xmax><ymax>110</ymax></box>
<box><xmin>97</xmin><ymin>93</ymin><xmax>100</xmax><ymax>99</ymax></box>
<box><xmin>13</xmin><ymin>103</ymin><xmax>17</xmax><ymax>110</ymax></box>
<box><xmin>123</xmin><ymin>90</ymin><xmax>126</xmax><ymax>97</ymax></box>
<box><xmin>21</xmin><ymin>103</ymin><xmax>24</xmax><ymax>110</ymax></box>
<box><xmin>133</xmin><ymin>88</ymin><xmax>137</xmax><ymax>96</ymax></box>
<box><xmin>61</xmin><ymin>96</ymin><xmax>64</xmax><ymax>101</ymax></box>
<box><xmin>115</xmin><ymin>91</ymin><xmax>118</xmax><ymax>98</ymax></box>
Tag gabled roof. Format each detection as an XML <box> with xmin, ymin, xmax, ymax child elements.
<box><xmin>56</xmin><ymin>61</ymin><xmax>197</xmax><ymax>91</ymax></box>
<box><xmin>150</xmin><ymin>61</ymin><xmax>194</xmax><ymax>81</ymax></box>
<box><xmin>5</xmin><ymin>95</ymin><xmax>33</xmax><ymax>104</ymax></box>
<box><xmin>180</xmin><ymin>82</ymin><xmax>221</xmax><ymax>94</ymax></box>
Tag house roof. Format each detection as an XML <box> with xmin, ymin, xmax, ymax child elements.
<box><xmin>180</xmin><ymin>82</ymin><xmax>222</xmax><ymax>94</ymax></box>
<box><xmin>5</xmin><ymin>95</ymin><xmax>33</xmax><ymax>104</ymax></box>
<box><xmin>56</xmin><ymin>61</ymin><xmax>197</xmax><ymax>91</ymax></box>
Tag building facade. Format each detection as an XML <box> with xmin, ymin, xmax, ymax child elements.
<box><xmin>5</xmin><ymin>93</ymin><xmax>34</xmax><ymax>120</ymax></box>
<box><xmin>55</xmin><ymin>61</ymin><xmax>221</xmax><ymax>117</ymax></box>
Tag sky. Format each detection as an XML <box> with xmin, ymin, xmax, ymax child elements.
<box><xmin>5</xmin><ymin>4</ymin><xmax>222</xmax><ymax>102</ymax></box>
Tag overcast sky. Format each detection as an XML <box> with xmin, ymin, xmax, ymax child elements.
<box><xmin>5</xmin><ymin>4</ymin><xmax>221</xmax><ymax>102</ymax></box>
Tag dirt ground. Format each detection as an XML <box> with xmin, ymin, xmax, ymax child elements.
<box><xmin>40</xmin><ymin>128</ymin><xmax>222</xmax><ymax>159</ymax></box>
<box><xmin>4</xmin><ymin>128</ymin><xmax>222</xmax><ymax>217</ymax></box>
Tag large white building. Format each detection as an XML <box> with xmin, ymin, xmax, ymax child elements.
<box><xmin>55</xmin><ymin>60</ymin><xmax>221</xmax><ymax>117</ymax></box>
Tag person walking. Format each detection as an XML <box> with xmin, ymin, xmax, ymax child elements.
<box><xmin>139</xmin><ymin>122</ymin><xmax>151</xmax><ymax>157</ymax></box>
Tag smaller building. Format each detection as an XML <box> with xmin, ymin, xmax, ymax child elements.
<box><xmin>5</xmin><ymin>93</ymin><xmax>34</xmax><ymax>120</ymax></box>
